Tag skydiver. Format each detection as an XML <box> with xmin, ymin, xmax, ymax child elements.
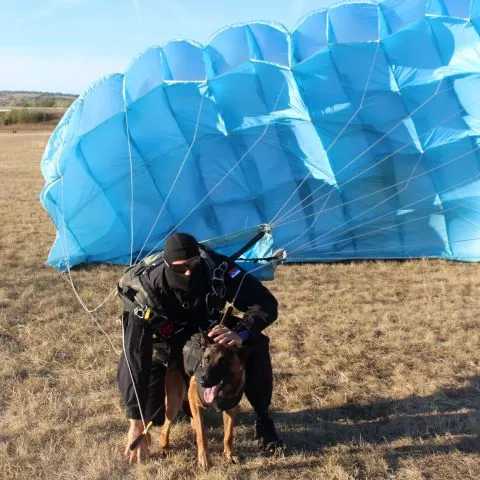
<box><xmin>117</xmin><ymin>232</ymin><xmax>284</xmax><ymax>464</ymax></box>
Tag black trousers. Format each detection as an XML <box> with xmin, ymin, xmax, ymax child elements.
<box><xmin>118</xmin><ymin>333</ymin><xmax>273</xmax><ymax>425</ymax></box>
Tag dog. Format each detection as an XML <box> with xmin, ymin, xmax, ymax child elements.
<box><xmin>159</xmin><ymin>331</ymin><xmax>247</xmax><ymax>468</ymax></box>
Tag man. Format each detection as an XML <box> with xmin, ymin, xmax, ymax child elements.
<box><xmin>118</xmin><ymin>232</ymin><xmax>284</xmax><ymax>464</ymax></box>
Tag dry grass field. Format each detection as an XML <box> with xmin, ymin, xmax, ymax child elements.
<box><xmin>1</xmin><ymin>130</ymin><xmax>479</xmax><ymax>480</ymax></box>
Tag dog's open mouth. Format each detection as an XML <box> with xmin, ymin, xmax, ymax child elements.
<box><xmin>203</xmin><ymin>381</ymin><xmax>222</xmax><ymax>404</ymax></box>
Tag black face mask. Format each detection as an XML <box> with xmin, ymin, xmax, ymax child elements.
<box><xmin>163</xmin><ymin>232</ymin><xmax>207</xmax><ymax>298</ymax></box>
<box><xmin>165</xmin><ymin>258</ymin><xmax>208</xmax><ymax>297</ymax></box>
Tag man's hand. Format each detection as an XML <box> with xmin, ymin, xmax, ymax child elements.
<box><xmin>208</xmin><ymin>324</ymin><xmax>243</xmax><ymax>347</ymax></box>
<box><xmin>124</xmin><ymin>419</ymin><xmax>150</xmax><ymax>464</ymax></box>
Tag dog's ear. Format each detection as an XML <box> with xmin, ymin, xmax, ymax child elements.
<box><xmin>200</xmin><ymin>331</ymin><xmax>210</xmax><ymax>350</ymax></box>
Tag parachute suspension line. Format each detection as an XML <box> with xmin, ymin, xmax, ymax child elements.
<box><xmin>304</xmin><ymin>171</ymin><xmax>480</xmax><ymax>256</ymax></box>
<box><xmin>283</xmin><ymin>151</ymin><xmax>426</xmax><ymax>254</ymax></box>
<box><xmin>289</xmin><ymin>145</ymin><xmax>480</xmax><ymax>255</ymax></box>
<box><xmin>121</xmin><ymin>318</ymin><xmax>147</xmax><ymax>429</ymax></box>
<box><xmin>52</xmin><ymin>129</ymin><xmax>120</xmax><ymax>354</ymax></box>
<box><xmin>292</xmin><ymin>199</ymin><xmax>479</xmax><ymax>257</ymax></box>
<box><xmin>284</xmin><ymin>236</ymin><xmax>480</xmax><ymax>261</ymax></box>
<box><xmin>230</xmin><ymin>260</ymin><xmax>276</xmax><ymax>310</ymax></box>
<box><xmin>283</xmin><ymin>73</ymin><xmax>480</xmax><ymax>255</ymax></box>
<box><xmin>271</xmin><ymin>20</ymin><xmax>478</xmax><ymax>232</ymax></box>
<box><xmin>272</xmin><ymin>73</ymin><xmax>480</xmax><ymax>255</ymax></box>
<box><xmin>82</xmin><ymin>287</ymin><xmax>118</xmax><ymax>313</ymax></box>
<box><xmin>57</xmin><ymin>174</ymin><xmax>121</xmax><ymax>355</ymax></box>
<box><xmin>124</xmin><ymin>99</ymin><xmax>135</xmax><ymax>266</ymax></box>
<box><xmin>269</xmin><ymin>42</ymin><xmax>381</xmax><ymax>226</ymax></box>
<box><xmin>271</xmin><ymin>76</ymin><xmax>450</xmax><ymax>230</ymax></box>
<box><xmin>133</xmin><ymin>87</ymin><xmax>207</xmax><ymax>265</ymax></box>
<box><xmin>287</xmin><ymin>146</ymin><xmax>480</xmax><ymax>256</ymax></box>
<box><xmin>457</xmin><ymin>12</ymin><xmax>473</xmax><ymax>37</ymax></box>
<box><xmin>270</xmin><ymin>76</ymin><xmax>449</xmax><ymax>229</ymax></box>
<box><xmin>142</xmin><ymin>78</ymin><xmax>289</xmax><ymax>259</ymax></box>
<box><xmin>272</xmin><ymin>84</ymin><xmax>480</xmax><ymax>230</ymax></box>
<box><xmin>269</xmin><ymin>80</ymin><xmax>457</xmax><ymax>253</ymax></box>
<box><xmin>274</xmin><ymin>152</ymin><xmax>423</xmax><ymax>230</ymax></box>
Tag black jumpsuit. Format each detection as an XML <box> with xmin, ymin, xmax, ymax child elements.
<box><xmin>117</xmin><ymin>249</ymin><xmax>278</xmax><ymax>424</ymax></box>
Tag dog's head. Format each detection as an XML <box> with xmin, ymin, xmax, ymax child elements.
<box><xmin>197</xmin><ymin>333</ymin><xmax>248</xmax><ymax>407</ymax></box>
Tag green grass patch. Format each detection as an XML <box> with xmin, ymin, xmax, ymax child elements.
<box><xmin>0</xmin><ymin>109</ymin><xmax>63</xmax><ymax>125</ymax></box>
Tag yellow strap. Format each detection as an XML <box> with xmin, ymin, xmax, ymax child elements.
<box><xmin>144</xmin><ymin>421</ymin><xmax>153</xmax><ymax>434</ymax></box>
<box><xmin>220</xmin><ymin>305</ymin><xmax>233</xmax><ymax>326</ymax></box>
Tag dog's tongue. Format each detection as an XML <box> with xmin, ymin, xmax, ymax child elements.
<box><xmin>203</xmin><ymin>384</ymin><xmax>219</xmax><ymax>404</ymax></box>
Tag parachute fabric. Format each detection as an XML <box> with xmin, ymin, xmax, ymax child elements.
<box><xmin>41</xmin><ymin>0</ymin><xmax>480</xmax><ymax>272</ymax></box>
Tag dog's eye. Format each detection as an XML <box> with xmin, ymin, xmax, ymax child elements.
<box><xmin>218</xmin><ymin>357</ymin><xmax>227</xmax><ymax>368</ymax></box>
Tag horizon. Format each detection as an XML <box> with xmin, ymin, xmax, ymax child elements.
<box><xmin>3</xmin><ymin>0</ymin><xmax>337</xmax><ymax>95</ymax></box>
<box><xmin>0</xmin><ymin>90</ymin><xmax>78</xmax><ymax>96</ymax></box>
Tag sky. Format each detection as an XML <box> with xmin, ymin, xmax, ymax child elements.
<box><xmin>2</xmin><ymin>0</ymin><xmax>339</xmax><ymax>94</ymax></box>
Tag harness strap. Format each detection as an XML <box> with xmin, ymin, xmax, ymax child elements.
<box><xmin>121</xmin><ymin>227</ymin><xmax>269</xmax><ymax>324</ymax></box>
<box><xmin>228</xmin><ymin>229</ymin><xmax>267</xmax><ymax>262</ymax></box>
<box><xmin>211</xmin><ymin>261</ymin><xmax>228</xmax><ymax>298</ymax></box>
<box><xmin>203</xmin><ymin>227</ymin><xmax>270</xmax><ymax>316</ymax></box>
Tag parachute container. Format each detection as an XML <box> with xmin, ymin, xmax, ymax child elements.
<box><xmin>41</xmin><ymin>0</ymin><xmax>480</xmax><ymax>272</ymax></box>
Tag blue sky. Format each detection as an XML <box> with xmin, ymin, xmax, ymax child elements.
<box><xmin>2</xmin><ymin>0</ymin><xmax>338</xmax><ymax>94</ymax></box>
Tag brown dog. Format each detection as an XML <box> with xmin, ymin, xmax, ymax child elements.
<box><xmin>159</xmin><ymin>333</ymin><xmax>246</xmax><ymax>468</ymax></box>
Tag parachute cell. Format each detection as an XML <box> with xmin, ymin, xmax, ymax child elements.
<box><xmin>41</xmin><ymin>0</ymin><xmax>480</xmax><ymax>271</ymax></box>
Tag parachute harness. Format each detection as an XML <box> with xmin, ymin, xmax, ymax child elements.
<box><xmin>206</xmin><ymin>261</ymin><xmax>229</xmax><ymax>316</ymax></box>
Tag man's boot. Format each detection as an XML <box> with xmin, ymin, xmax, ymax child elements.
<box><xmin>254</xmin><ymin>412</ymin><xmax>285</xmax><ymax>453</ymax></box>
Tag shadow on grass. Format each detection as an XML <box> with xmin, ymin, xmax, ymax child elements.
<box><xmin>239</xmin><ymin>375</ymin><xmax>480</xmax><ymax>462</ymax></box>
<box><xmin>145</xmin><ymin>377</ymin><xmax>479</xmax><ymax>477</ymax></box>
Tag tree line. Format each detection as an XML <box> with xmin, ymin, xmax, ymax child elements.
<box><xmin>0</xmin><ymin>109</ymin><xmax>63</xmax><ymax>125</ymax></box>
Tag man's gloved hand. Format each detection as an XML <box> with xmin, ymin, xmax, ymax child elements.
<box><xmin>124</xmin><ymin>419</ymin><xmax>150</xmax><ymax>464</ymax></box>
<box><xmin>208</xmin><ymin>324</ymin><xmax>243</xmax><ymax>348</ymax></box>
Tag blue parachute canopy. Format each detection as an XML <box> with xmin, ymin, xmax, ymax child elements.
<box><xmin>41</xmin><ymin>0</ymin><xmax>480</xmax><ymax>272</ymax></box>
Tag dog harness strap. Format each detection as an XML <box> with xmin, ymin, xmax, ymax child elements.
<box><xmin>183</xmin><ymin>335</ymin><xmax>203</xmax><ymax>377</ymax></box>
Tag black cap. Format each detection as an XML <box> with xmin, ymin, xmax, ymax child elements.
<box><xmin>164</xmin><ymin>233</ymin><xmax>200</xmax><ymax>265</ymax></box>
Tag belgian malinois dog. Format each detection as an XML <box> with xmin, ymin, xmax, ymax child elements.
<box><xmin>159</xmin><ymin>332</ymin><xmax>247</xmax><ymax>468</ymax></box>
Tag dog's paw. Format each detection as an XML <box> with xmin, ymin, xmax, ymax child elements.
<box><xmin>159</xmin><ymin>447</ymin><xmax>169</xmax><ymax>458</ymax></box>
<box><xmin>159</xmin><ymin>434</ymin><xmax>169</xmax><ymax>451</ymax></box>
<box><xmin>198</xmin><ymin>455</ymin><xmax>212</xmax><ymax>470</ymax></box>
<box><xmin>227</xmin><ymin>454</ymin><xmax>242</xmax><ymax>465</ymax></box>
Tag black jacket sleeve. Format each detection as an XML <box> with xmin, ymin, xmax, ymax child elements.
<box><xmin>217</xmin><ymin>254</ymin><xmax>278</xmax><ymax>335</ymax></box>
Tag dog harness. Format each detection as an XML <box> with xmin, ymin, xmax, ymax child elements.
<box><xmin>183</xmin><ymin>333</ymin><xmax>244</xmax><ymax>412</ymax></box>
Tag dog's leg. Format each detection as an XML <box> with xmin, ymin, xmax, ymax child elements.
<box><xmin>160</xmin><ymin>365</ymin><xmax>185</xmax><ymax>453</ymax></box>
<box><xmin>188</xmin><ymin>377</ymin><xmax>211</xmax><ymax>469</ymax></box>
<box><xmin>223</xmin><ymin>408</ymin><xmax>238</xmax><ymax>464</ymax></box>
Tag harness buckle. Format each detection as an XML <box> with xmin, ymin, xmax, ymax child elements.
<box><xmin>211</xmin><ymin>261</ymin><xmax>228</xmax><ymax>298</ymax></box>
<box><xmin>133</xmin><ymin>306</ymin><xmax>153</xmax><ymax>321</ymax></box>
